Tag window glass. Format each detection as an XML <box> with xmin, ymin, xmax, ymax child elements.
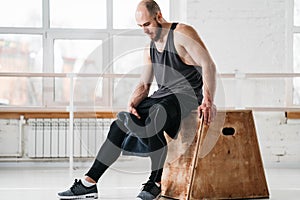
<box><xmin>293</xmin><ymin>34</ymin><xmax>300</xmax><ymax>104</ymax></box>
<box><xmin>113</xmin><ymin>0</ymin><xmax>169</xmax><ymax>29</ymax></box>
<box><xmin>0</xmin><ymin>34</ymin><xmax>42</xmax><ymax>107</ymax></box>
<box><xmin>294</xmin><ymin>0</ymin><xmax>300</xmax><ymax>26</ymax></box>
<box><xmin>0</xmin><ymin>34</ymin><xmax>43</xmax><ymax>72</ymax></box>
<box><xmin>50</xmin><ymin>0</ymin><xmax>106</xmax><ymax>29</ymax></box>
<box><xmin>54</xmin><ymin>39</ymin><xmax>103</xmax><ymax>103</ymax></box>
<box><xmin>113</xmin><ymin>35</ymin><xmax>147</xmax><ymax>73</ymax></box>
<box><xmin>0</xmin><ymin>77</ymin><xmax>42</xmax><ymax>106</ymax></box>
<box><xmin>112</xmin><ymin>35</ymin><xmax>147</xmax><ymax>107</ymax></box>
<box><xmin>113</xmin><ymin>77</ymin><xmax>139</xmax><ymax>107</ymax></box>
<box><xmin>0</xmin><ymin>0</ymin><xmax>42</xmax><ymax>27</ymax></box>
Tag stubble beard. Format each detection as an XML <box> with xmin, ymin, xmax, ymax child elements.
<box><xmin>153</xmin><ymin>21</ymin><xmax>162</xmax><ymax>42</ymax></box>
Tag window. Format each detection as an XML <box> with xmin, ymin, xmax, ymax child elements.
<box><xmin>294</xmin><ymin>0</ymin><xmax>300</xmax><ymax>26</ymax></box>
<box><xmin>0</xmin><ymin>0</ymin><xmax>42</xmax><ymax>27</ymax></box>
<box><xmin>53</xmin><ymin>39</ymin><xmax>103</xmax><ymax>103</ymax></box>
<box><xmin>50</xmin><ymin>0</ymin><xmax>107</xmax><ymax>29</ymax></box>
<box><xmin>112</xmin><ymin>35</ymin><xmax>146</xmax><ymax>107</ymax></box>
<box><xmin>0</xmin><ymin>34</ymin><xmax>42</xmax><ymax>72</ymax></box>
<box><xmin>294</xmin><ymin>34</ymin><xmax>300</xmax><ymax>104</ymax></box>
<box><xmin>0</xmin><ymin>34</ymin><xmax>43</xmax><ymax>106</ymax></box>
<box><xmin>113</xmin><ymin>0</ymin><xmax>169</xmax><ymax>29</ymax></box>
<box><xmin>293</xmin><ymin>0</ymin><xmax>300</xmax><ymax>104</ymax></box>
<box><xmin>0</xmin><ymin>0</ymin><xmax>180</xmax><ymax>108</ymax></box>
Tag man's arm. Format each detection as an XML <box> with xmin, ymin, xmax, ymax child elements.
<box><xmin>127</xmin><ymin>46</ymin><xmax>153</xmax><ymax>119</ymax></box>
<box><xmin>175</xmin><ymin>24</ymin><xmax>217</xmax><ymax>124</ymax></box>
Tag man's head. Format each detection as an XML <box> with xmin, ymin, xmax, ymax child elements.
<box><xmin>135</xmin><ymin>0</ymin><xmax>163</xmax><ymax>41</ymax></box>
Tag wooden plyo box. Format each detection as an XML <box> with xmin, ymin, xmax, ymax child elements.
<box><xmin>161</xmin><ymin>110</ymin><xmax>269</xmax><ymax>199</ymax></box>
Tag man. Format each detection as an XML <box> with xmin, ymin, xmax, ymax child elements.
<box><xmin>57</xmin><ymin>0</ymin><xmax>216</xmax><ymax>199</ymax></box>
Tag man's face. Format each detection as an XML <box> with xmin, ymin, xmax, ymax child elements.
<box><xmin>136</xmin><ymin>9</ymin><xmax>162</xmax><ymax>41</ymax></box>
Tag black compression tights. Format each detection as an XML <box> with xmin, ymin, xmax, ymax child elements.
<box><xmin>85</xmin><ymin>120</ymin><xmax>168</xmax><ymax>183</ymax></box>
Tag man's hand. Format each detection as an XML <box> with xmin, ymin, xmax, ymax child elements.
<box><xmin>128</xmin><ymin>104</ymin><xmax>141</xmax><ymax>119</ymax></box>
<box><xmin>197</xmin><ymin>99</ymin><xmax>216</xmax><ymax>125</ymax></box>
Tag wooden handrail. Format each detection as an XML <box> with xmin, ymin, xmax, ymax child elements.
<box><xmin>0</xmin><ymin>110</ymin><xmax>117</xmax><ymax>119</ymax></box>
<box><xmin>285</xmin><ymin>112</ymin><xmax>300</xmax><ymax>119</ymax></box>
<box><xmin>1</xmin><ymin>109</ymin><xmax>300</xmax><ymax>120</ymax></box>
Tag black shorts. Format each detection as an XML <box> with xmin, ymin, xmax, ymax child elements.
<box><xmin>136</xmin><ymin>93</ymin><xmax>198</xmax><ymax>138</ymax></box>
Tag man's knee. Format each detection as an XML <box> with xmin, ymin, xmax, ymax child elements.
<box><xmin>106</xmin><ymin>120</ymin><xmax>127</xmax><ymax>146</ymax></box>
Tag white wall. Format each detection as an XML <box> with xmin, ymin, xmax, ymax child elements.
<box><xmin>186</xmin><ymin>0</ymin><xmax>300</xmax><ymax>167</ymax></box>
<box><xmin>187</xmin><ymin>0</ymin><xmax>287</xmax><ymax>73</ymax></box>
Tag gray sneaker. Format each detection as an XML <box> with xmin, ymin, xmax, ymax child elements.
<box><xmin>136</xmin><ymin>180</ymin><xmax>161</xmax><ymax>200</ymax></box>
<box><xmin>57</xmin><ymin>179</ymin><xmax>98</xmax><ymax>199</ymax></box>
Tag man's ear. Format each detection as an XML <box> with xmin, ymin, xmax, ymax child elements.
<box><xmin>156</xmin><ymin>12</ymin><xmax>163</xmax><ymax>22</ymax></box>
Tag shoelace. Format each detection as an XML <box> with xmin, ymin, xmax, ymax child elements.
<box><xmin>141</xmin><ymin>181</ymin><xmax>156</xmax><ymax>192</ymax></box>
<box><xmin>70</xmin><ymin>179</ymin><xmax>81</xmax><ymax>191</ymax></box>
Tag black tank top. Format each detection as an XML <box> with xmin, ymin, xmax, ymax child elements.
<box><xmin>150</xmin><ymin>23</ymin><xmax>203</xmax><ymax>104</ymax></box>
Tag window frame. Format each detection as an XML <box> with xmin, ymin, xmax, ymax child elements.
<box><xmin>286</xmin><ymin>0</ymin><xmax>300</xmax><ymax>106</ymax></box>
<box><xmin>0</xmin><ymin>0</ymin><xmax>184</xmax><ymax>108</ymax></box>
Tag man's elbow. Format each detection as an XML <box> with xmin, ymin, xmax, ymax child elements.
<box><xmin>145</xmin><ymin>83</ymin><xmax>151</xmax><ymax>92</ymax></box>
<box><xmin>203</xmin><ymin>61</ymin><xmax>216</xmax><ymax>75</ymax></box>
<box><xmin>141</xmin><ymin>82</ymin><xmax>151</xmax><ymax>94</ymax></box>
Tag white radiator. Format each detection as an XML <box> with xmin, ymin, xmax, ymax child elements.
<box><xmin>27</xmin><ymin>118</ymin><xmax>113</xmax><ymax>158</ymax></box>
<box><xmin>0</xmin><ymin>119</ymin><xmax>20</xmax><ymax>157</ymax></box>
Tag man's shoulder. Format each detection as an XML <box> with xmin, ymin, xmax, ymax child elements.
<box><xmin>174</xmin><ymin>23</ymin><xmax>199</xmax><ymax>37</ymax></box>
<box><xmin>174</xmin><ymin>23</ymin><xmax>195</xmax><ymax>32</ymax></box>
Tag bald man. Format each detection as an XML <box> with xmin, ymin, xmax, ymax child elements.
<box><xmin>57</xmin><ymin>0</ymin><xmax>216</xmax><ymax>199</ymax></box>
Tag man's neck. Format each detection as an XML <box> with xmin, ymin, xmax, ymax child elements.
<box><xmin>156</xmin><ymin>22</ymin><xmax>172</xmax><ymax>43</ymax></box>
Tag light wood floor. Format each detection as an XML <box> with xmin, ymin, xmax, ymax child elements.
<box><xmin>0</xmin><ymin>158</ymin><xmax>299</xmax><ymax>200</ymax></box>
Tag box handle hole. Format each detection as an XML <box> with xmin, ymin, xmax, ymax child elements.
<box><xmin>222</xmin><ymin>127</ymin><xmax>235</xmax><ymax>136</ymax></box>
